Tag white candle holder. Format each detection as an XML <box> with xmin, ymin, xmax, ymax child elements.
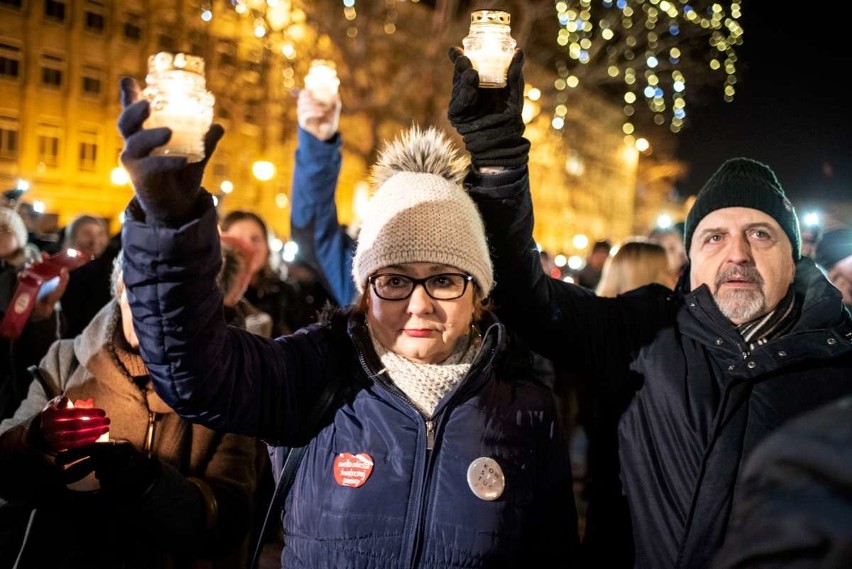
<box><xmin>462</xmin><ymin>10</ymin><xmax>516</xmax><ymax>88</ymax></box>
<box><xmin>143</xmin><ymin>52</ymin><xmax>215</xmax><ymax>163</ymax></box>
<box><xmin>304</xmin><ymin>59</ymin><xmax>340</xmax><ymax>106</ymax></box>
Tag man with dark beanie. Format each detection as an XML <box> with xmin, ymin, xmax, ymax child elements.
<box><xmin>449</xmin><ymin>46</ymin><xmax>852</xmax><ymax>569</ymax></box>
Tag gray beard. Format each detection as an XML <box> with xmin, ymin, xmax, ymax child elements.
<box><xmin>714</xmin><ymin>288</ymin><xmax>766</xmax><ymax>322</ymax></box>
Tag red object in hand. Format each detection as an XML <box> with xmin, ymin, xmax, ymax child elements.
<box><xmin>0</xmin><ymin>249</ymin><xmax>95</xmax><ymax>340</ymax></box>
<box><xmin>40</xmin><ymin>395</ymin><xmax>110</xmax><ymax>452</ymax></box>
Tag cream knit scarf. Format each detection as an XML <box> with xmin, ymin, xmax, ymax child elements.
<box><xmin>368</xmin><ymin>325</ymin><xmax>480</xmax><ymax>417</ymax></box>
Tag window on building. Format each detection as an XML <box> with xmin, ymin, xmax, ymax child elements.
<box><xmin>0</xmin><ymin>116</ymin><xmax>19</xmax><ymax>160</ymax></box>
<box><xmin>78</xmin><ymin>130</ymin><xmax>98</xmax><ymax>171</ymax></box>
<box><xmin>81</xmin><ymin>64</ymin><xmax>103</xmax><ymax>97</ymax></box>
<box><xmin>40</xmin><ymin>53</ymin><xmax>64</xmax><ymax>88</ymax></box>
<box><xmin>84</xmin><ymin>1</ymin><xmax>106</xmax><ymax>33</ymax></box>
<box><xmin>245</xmin><ymin>100</ymin><xmax>260</xmax><ymax>125</ymax></box>
<box><xmin>157</xmin><ymin>33</ymin><xmax>175</xmax><ymax>52</ymax></box>
<box><xmin>123</xmin><ymin>13</ymin><xmax>141</xmax><ymax>41</ymax></box>
<box><xmin>188</xmin><ymin>30</ymin><xmax>204</xmax><ymax>57</ymax></box>
<box><xmin>212</xmin><ymin>159</ymin><xmax>229</xmax><ymax>179</ymax></box>
<box><xmin>0</xmin><ymin>0</ymin><xmax>23</xmax><ymax>9</ymax></box>
<box><xmin>44</xmin><ymin>0</ymin><xmax>66</xmax><ymax>22</ymax></box>
<box><xmin>37</xmin><ymin>124</ymin><xmax>62</xmax><ymax>168</ymax></box>
<box><xmin>217</xmin><ymin>40</ymin><xmax>237</xmax><ymax>67</ymax></box>
<box><xmin>0</xmin><ymin>43</ymin><xmax>21</xmax><ymax>80</ymax></box>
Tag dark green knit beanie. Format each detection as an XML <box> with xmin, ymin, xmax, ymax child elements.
<box><xmin>684</xmin><ymin>157</ymin><xmax>801</xmax><ymax>260</ymax></box>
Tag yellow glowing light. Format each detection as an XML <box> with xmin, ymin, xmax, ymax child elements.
<box><xmin>110</xmin><ymin>167</ymin><xmax>130</xmax><ymax>186</ymax></box>
<box><xmin>252</xmin><ymin>160</ymin><xmax>276</xmax><ymax>181</ymax></box>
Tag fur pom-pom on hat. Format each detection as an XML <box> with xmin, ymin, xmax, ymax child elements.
<box><xmin>352</xmin><ymin>125</ymin><xmax>494</xmax><ymax>295</ymax></box>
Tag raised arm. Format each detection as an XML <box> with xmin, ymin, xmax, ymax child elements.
<box><xmin>446</xmin><ymin>48</ymin><xmax>672</xmax><ymax>369</ymax></box>
<box><xmin>116</xmin><ymin>77</ymin><xmax>328</xmax><ymax>441</ymax></box>
<box><xmin>289</xmin><ymin>89</ymin><xmax>356</xmax><ymax>306</ymax></box>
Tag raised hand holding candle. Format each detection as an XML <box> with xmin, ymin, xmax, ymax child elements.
<box><xmin>462</xmin><ymin>10</ymin><xmax>516</xmax><ymax>88</ymax></box>
<box><xmin>142</xmin><ymin>52</ymin><xmax>215</xmax><ymax>163</ymax></box>
<box><xmin>304</xmin><ymin>60</ymin><xmax>340</xmax><ymax>106</ymax></box>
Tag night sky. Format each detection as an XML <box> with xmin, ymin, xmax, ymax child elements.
<box><xmin>674</xmin><ymin>4</ymin><xmax>852</xmax><ymax>210</ymax></box>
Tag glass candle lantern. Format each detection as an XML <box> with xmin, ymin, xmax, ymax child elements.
<box><xmin>462</xmin><ymin>10</ymin><xmax>516</xmax><ymax>88</ymax></box>
<box><xmin>304</xmin><ymin>59</ymin><xmax>340</xmax><ymax>106</ymax></box>
<box><xmin>142</xmin><ymin>52</ymin><xmax>215</xmax><ymax>163</ymax></box>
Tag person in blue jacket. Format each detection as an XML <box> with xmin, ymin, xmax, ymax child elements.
<box><xmin>116</xmin><ymin>75</ymin><xmax>579</xmax><ymax>569</ymax></box>
<box><xmin>447</xmin><ymin>48</ymin><xmax>852</xmax><ymax>569</ymax></box>
<box><xmin>289</xmin><ymin>87</ymin><xmax>356</xmax><ymax>306</ymax></box>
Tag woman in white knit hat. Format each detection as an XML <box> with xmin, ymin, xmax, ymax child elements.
<box><xmin>116</xmin><ymin>71</ymin><xmax>580</xmax><ymax>569</ymax></box>
<box><xmin>0</xmin><ymin>206</ymin><xmax>68</xmax><ymax>419</ymax></box>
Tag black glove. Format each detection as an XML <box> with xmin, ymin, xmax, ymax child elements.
<box><xmin>55</xmin><ymin>440</ymin><xmax>162</xmax><ymax>497</ymax></box>
<box><xmin>118</xmin><ymin>76</ymin><xmax>224</xmax><ymax>225</ymax></box>
<box><xmin>447</xmin><ymin>47</ymin><xmax>530</xmax><ymax>169</ymax></box>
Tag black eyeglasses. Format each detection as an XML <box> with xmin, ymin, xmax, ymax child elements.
<box><xmin>368</xmin><ymin>273</ymin><xmax>474</xmax><ymax>301</ymax></box>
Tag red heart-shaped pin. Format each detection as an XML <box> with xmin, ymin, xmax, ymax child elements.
<box><xmin>333</xmin><ymin>452</ymin><xmax>374</xmax><ymax>488</ymax></box>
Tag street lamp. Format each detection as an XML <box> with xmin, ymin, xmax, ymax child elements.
<box><xmin>252</xmin><ymin>160</ymin><xmax>276</xmax><ymax>182</ymax></box>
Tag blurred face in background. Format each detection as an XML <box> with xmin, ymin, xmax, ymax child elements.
<box><xmin>0</xmin><ymin>223</ymin><xmax>20</xmax><ymax>260</ymax></box>
<box><xmin>221</xmin><ymin>218</ymin><xmax>269</xmax><ymax>277</ymax></box>
<box><xmin>826</xmin><ymin>256</ymin><xmax>852</xmax><ymax>305</ymax></box>
<box><xmin>659</xmin><ymin>231</ymin><xmax>687</xmax><ymax>273</ymax></box>
<box><xmin>70</xmin><ymin>220</ymin><xmax>109</xmax><ymax>257</ymax></box>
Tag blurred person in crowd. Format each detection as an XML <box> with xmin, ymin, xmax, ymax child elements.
<box><xmin>0</xmin><ymin>206</ymin><xmax>67</xmax><ymax>420</ymax></box>
<box><xmin>219</xmin><ymin>234</ymin><xmax>273</xmax><ymax>338</ymax></box>
<box><xmin>596</xmin><ymin>238</ymin><xmax>678</xmax><ymax>297</ymax></box>
<box><xmin>449</xmin><ymin>46</ymin><xmax>852</xmax><ymax>569</ymax></box>
<box><xmin>711</xmin><ymin>394</ymin><xmax>852</xmax><ymax>569</ymax></box>
<box><xmin>288</xmin><ymin>85</ymin><xmax>356</xmax><ymax>306</ymax></box>
<box><xmin>814</xmin><ymin>226</ymin><xmax>852</xmax><ymax>309</ymax></box>
<box><xmin>577</xmin><ymin>238</ymin><xmax>676</xmax><ymax>565</ymax></box>
<box><xmin>59</xmin><ymin>214</ymin><xmax>121</xmax><ymax>338</ymax></box>
<box><xmin>576</xmin><ymin>239</ymin><xmax>611</xmax><ymax>290</ymax></box>
<box><xmin>649</xmin><ymin>222</ymin><xmax>688</xmax><ymax>280</ymax></box>
<box><xmin>220</xmin><ymin>210</ymin><xmax>329</xmax><ymax>337</ymax></box>
<box><xmin>63</xmin><ymin>214</ymin><xmax>109</xmax><ymax>258</ymax></box>
<box><xmin>0</xmin><ymin>254</ymin><xmax>257</xmax><ymax>569</ymax></box>
<box><xmin>800</xmin><ymin>222</ymin><xmax>823</xmax><ymax>260</ymax></box>
<box><xmin>116</xmin><ymin>70</ymin><xmax>578</xmax><ymax>569</ymax></box>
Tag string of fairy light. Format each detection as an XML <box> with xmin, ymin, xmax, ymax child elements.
<box><xmin>197</xmin><ymin>0</ymin><xmax>741</xmax><ymax>146</ymax></box>
<box><xmin>552</xmin><ymin>0</ymin><xmax>743</xmax><ymax>145</ymax></box>
<box><xmin>197</xmin><ymin>0</ymin><xmax>411</xmax><ymax>89</ymax></box>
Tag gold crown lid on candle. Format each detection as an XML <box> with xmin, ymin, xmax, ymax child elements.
<box><xmin>470</xmin><ymin>10</ymin><xmax>510</xmax><ymax>26</ymax></box>
<box><xmin>147</xmin><ymin>52</ymin><xmax>206</xmax><ymax>76</ymax></box>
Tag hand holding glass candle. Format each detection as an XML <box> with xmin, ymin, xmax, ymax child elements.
<box><xmin>462</xmin><ymin>10</ymin><xmax>516</xmax><ymax>88</ymax></box>
<box><xmin>61</xmin><ymin>398</ymin><xmax>110</xmax><ymax>491</ymax></box>
<box><xmin>304</xmin><ymin>60</ymin><xmax>340</xmax><ymax>106</ymax></box>
<box><xmin>142</xmin><ymin>52</ymin><xmax>215</xmax><ymax>163</ymax></box>
<box><xmin>40</xmin><ymin>395</ymin><xmax>110</xmax><ymax>452</ymax></box>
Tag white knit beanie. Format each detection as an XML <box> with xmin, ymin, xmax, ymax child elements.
<box><xmin>352</xmin><ymin>125</ymin><xmax>493</xmax><ymax>295</ymax></box>
<box><xmin>0</xmin><ymin>206</ymin><xmax>29</xmax><ymax>249</ymax></box>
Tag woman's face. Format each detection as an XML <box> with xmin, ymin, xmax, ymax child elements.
<box><xmin>71</xmin><ymin>221</ymin><xmax>109</xmax><ymax>257</ymax></box>
<box><xmin>366</xmin><ymin>262</ymin><xmax>476</xmax><ymax>364</ymax></box>
<box><xmin>0</xmin><ymin>224</ymin><xmax>19</xmax><ymax>260</ymax></box>
<box><xmin>221</xmin><ymin>219</ymin><xmax>268</xmax><ymax>276</ymax></box>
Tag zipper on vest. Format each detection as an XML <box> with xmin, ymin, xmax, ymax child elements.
<box><xmin>143</xmin><ymin>411</ymin><xmax>157</xmax><ymax>456</ymax></box>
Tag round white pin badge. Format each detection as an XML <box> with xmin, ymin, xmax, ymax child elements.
<box><xmin>466</xmin><ymin>457</ymin><xmax>505</xmax><ymax>501</ymax></box>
